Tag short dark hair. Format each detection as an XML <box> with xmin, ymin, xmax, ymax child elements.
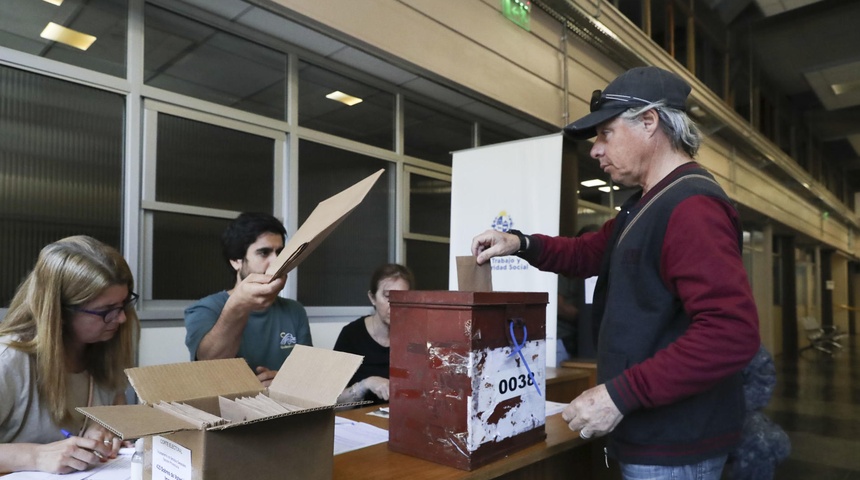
<box><xmin>221</xmin><ymin>212</ymin><xmax>286</xmax><ymax>264</ymax></box>
<box><xmin>369</xmin><ymin>263</ymin><xmax>415</xmax><ymax>295</ymax></box>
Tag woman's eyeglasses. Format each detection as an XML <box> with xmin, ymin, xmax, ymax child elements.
<box><xmin>71</xmin><ymin>292</ymin><xmax>139</xmax><ymax>323</ymax></box>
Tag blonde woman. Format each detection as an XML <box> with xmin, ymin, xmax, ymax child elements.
<box><xmin>0</xmin><ymin>236</ymin><xmax>139</xmax><ymax>474</ymax></box>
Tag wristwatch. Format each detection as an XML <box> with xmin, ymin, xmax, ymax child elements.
<box><xmin>508</xmin><ymin>229</ymin><xmax>529</xmax><ymax>253</ymax></box>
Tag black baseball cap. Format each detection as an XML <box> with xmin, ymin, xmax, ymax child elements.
<box><xmin>563</xmin><ymin>66</ymin><xmax>691</xmax><ymax>139</ymax></box>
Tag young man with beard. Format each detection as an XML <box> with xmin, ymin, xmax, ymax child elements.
<box><xmin>185</xmin><ymin>212</ymin><xmax>312</xmax><ymax>386</ymax></box>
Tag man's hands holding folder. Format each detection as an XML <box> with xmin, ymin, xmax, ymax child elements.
<box><xmin>195</xmin><ymin>272</ymin><xmax>286</xmax><ymax>364</ymax></box>
<box><xmin>230</xmin><ymin>272</ymin><xmax>286</xmax><ymax>313</ymax></box>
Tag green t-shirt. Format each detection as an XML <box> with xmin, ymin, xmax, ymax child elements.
<box><xmin>184</xmin><ymin>291</ymin><xmax>312</xmax><ymax>371</ymax></box>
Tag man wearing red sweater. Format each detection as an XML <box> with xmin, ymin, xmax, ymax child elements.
<box><xmin>471</xmin><ymin>66</ymin><xmax>760</xmax><ymax>480</ymax></box>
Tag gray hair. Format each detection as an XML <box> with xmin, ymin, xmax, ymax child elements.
<box><xmin>620</xmin><ymin>101</ymin><xmax>701</xmax><ymax>157</ymax></box>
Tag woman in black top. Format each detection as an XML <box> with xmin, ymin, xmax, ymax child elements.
<box><xmin>334</xmin><ymin>264</ymin><xmax>413</xmax><ymax>403</ymax></box>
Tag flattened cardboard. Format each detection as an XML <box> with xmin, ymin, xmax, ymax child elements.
<box><xmin>266</xmin><ymin>169</ymin><xmax>384</xmax><ymax>279</ymax></box>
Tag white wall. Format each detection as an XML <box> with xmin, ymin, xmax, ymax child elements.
<box><xmin>136</xmin><ymin>309</ymin><xmax>372</xmax><ymax>367</ymax></box>
<box><xmin>138</xmin><ymin>325</ymin><xmax>189</xmax><ymax>367</ymax></box>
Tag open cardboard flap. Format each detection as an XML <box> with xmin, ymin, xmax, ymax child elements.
<box><xmin>78</xmin><ymin>404</ymin><xmax>199</xmax><ymax>439</ymax></box>
<box><xmin>266</xmin><ymin>169</ymin><xmax>384</xmax><ymax>279</ymax></box>
<box><xmin>127</xmin><ymin>358</ymin><xmax>263</xmax><ymax>405</ymax></box>
<box><xmin>268</xmin><ymin>345</ymin><xmax>363</xmax><ymax>407</ymax></box>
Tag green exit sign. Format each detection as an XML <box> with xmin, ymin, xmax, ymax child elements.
<box><xmin>501</xmin><ymin>0</ymin><xmax>531</xmax><ymax>31</ymax></box>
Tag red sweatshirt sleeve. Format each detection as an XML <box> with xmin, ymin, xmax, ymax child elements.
<box><xmin>620</xmin><ymin>195</ymin><xmax>760</xmax><ymax>409</ymax></box>
<box><xmin>529</xmin><ymin>219</ymin><xmax>614</xmax><ymax>278</ymax></box>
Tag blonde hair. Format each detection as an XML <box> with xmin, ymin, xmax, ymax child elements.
<box><xmin>0</xmin><ymin>235</ymin><xmax>139</xmax><ymax>424</ymax></box>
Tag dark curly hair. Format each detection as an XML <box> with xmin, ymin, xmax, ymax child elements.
<box><xmin>221</xmin><ymin>212</ymin><xmax>286</xmax><ymax>266</ymax></box>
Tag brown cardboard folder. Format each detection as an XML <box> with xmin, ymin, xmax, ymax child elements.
<box><xmin>266</xmin><ymin>168</ymin><xmax>384</xmax><ymax>279</ymax></box>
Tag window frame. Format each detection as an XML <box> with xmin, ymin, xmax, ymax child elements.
<box><xmin>139</xmin><ymin>99</ymin><xmax>288</xmax><ymax>316</ymax></box>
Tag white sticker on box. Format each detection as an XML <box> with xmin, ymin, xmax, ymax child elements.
<box><xmin>466</xmin><ymin>339</ymin><xmax>546</xmax><ymax>452</ymax></box>
<box><xmin>492</xmin><ymin>366</ymin><xmax>538</xmax><ymax>402</ymax></box>
<box><xmin>152</xmin><ymin>436</ymin><xmax>192</xmax><ymax>480</ymax></box>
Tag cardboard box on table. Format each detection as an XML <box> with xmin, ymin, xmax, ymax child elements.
<box><xmin>388</xmin><ymin>290</ymin><xmax>548</xmax><ymax>471</ymax></box>
<box><xmin>79</xmin><ymin>345</ymin><xmax>362</xmax><ymax>480</ymax></box>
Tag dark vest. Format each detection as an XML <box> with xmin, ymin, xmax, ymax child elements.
<box><xmin>593</xmin><ymin>166</ymin><xmax>745</xmax><ymax>464</ymax></box>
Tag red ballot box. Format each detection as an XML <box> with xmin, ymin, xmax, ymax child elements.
<box><xmin>388</xmin><ymin>291</ymin><xmax>548</xmax><ymax>471</ymax></box>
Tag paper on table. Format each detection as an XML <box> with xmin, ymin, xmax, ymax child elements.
<box><xmin>333</xmin><ymin>416</ymin><xmax>388</xmax><ymax>455</ymax></box>
<box><xmin>366</xmin><ymin>406</ymin><xmax>388</xmax><ymax>418</ymax></box>
<box><xmin>266</xmin><ymin>169</ymin><xmax>385</xmax><ymax>280</ymax></box>
<box><xmin>546</xmin><ymin>400</ymin><xmax>568</xmax><ymax>417</ymax></box>
<box><xmin>3</xmin><ymin>453</ymin><xmax>132</xmax><ymax>480</ymax></box>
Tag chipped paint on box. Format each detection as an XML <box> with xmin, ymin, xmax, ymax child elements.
<box><xmin>428</xmin><ymin>345</ymin><xmax>470</xmax><ymax>375</ymax></box>
<box><xmin>466</xmin><ymin>340</ymin><xmax>545</xmax><ymax>452</ymax></box>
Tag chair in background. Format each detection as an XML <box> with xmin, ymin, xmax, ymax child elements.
<box><xmin>799</xmin><ymin>316</ymin><xmax>847</xmax><ymax>356</ymax></box>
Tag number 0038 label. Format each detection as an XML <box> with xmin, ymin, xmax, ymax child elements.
<box><xmin>491</xmin><ymin>366</ymin><xmax>537</xmax><ymax>402</ymax></box>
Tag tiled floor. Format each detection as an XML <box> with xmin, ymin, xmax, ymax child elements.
<box><xmin>766</xmin><ymin>335</ymin><xmax>860</xmax><ymax>479</ymax></box>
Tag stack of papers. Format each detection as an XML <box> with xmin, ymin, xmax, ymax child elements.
<box><xmin>218</xmin><ymin>393</ymin><xmax>303</xmax><ymax>422</ymax></box>
<box><xmin>333</xmin><ymin>416</ymin><xmax>388</xmax><ymax>455</ymax></box>
<box><xmin>153</xmin><ymin>401</ymin><xmax>227</xmax><ymax>428</ymax></box>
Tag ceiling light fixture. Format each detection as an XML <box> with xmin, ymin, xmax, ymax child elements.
<box><xmin>831</xmin><ymin>79</ymin><xmax>860</xmax><ymax>96</ymax></box>
<box><xmin>43</xmin><ymin>0</ymin><xmax>63</xmax><ymax>5</ymax></box>
<box><xmin>325</xmin><ymin>91</ymin><xmax>363</xmax><ymax>106</ymax></box>
<box><xmin>580</xmin><ymin>179</ymin><xmax>607</xmax><ymax>187</ymax></box>
<box><xmin>40</xmin><ymin>22</ymin><xmax>96</xmax><ymax>50</ymax></box>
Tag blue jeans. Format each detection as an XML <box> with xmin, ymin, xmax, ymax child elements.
<box><xmin>619</xmin><ymin>455</ymin><xmax>728</xmax><ymax>480</ymax></box>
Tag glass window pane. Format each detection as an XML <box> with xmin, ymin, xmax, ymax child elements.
<box><xmin>298</xmin><ymin>61</ymin><xmax>395</xmax><ymax>150</ymax></box>
<box><xmin>0</xmin><ymin>65</ymin><xmax>124</xmax><ymax>306</ymax></box>
<box><xmin>617</xmin><ymin>0</ymin><xmax>643</xmax><ymax>28</ymax></box>
<box><xmin>671</xmin><ymin>3</ymin><xmax>688</xmax><ymax>68</ymax></box>
<box><xmin>404</xmin><ymin>100</ymin><xmax>473</xmax><ymax>166</ymax></box>
<box><xmin>297</xmin><ymin>141</ymin><xmax>391</xmax><ymax>306</ymax></box>
<box><xmin>0</xmin><ymin>0</ymin><xmax>127</xmax><ymax>78</ymax></box>
<box><xmin>144</xmin><ymin>5</ymin><xmax>286</xmax><ymax>120</ymax></box>
<box><xmin>575</xmin><ymin>141</ymin><xmax>636</xmax><ymax>209</ymax></box>
<box><xmin>405</xmin><ymin>240</ymin><xmax>449</xmax><ymax>290</ymax></box>
<box><xmin>480</xmin><ymin>124</ymin><xmax>528</xmax><ymax>147</ymax></box>
<box><xmin>156</xmin><ymin>114</ymin><xmax>274</xmax><ymax>212</ymax></box>
<box><xmin>649</xmin><ymin>0</ymin><xmax>669</xmax><ymax>51</ymax></box>
<box><xmin>151</xmin><ymin>212</ymin><xmax>232</xmax><ymax>300</ymax></box>
<box><xmin>576</xmin><ymin>141</ymin><xmax>611</xmax><ymax>206</ymax></box>
<box><xmin>409</xmin><ymin>174</ymin><xmax>450</xmax><ymax>237</ymax></box>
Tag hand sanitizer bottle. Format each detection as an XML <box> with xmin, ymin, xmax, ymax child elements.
<box><xmin>131</xmin><ymin>438</ymin><xmax>144</xmax><ymax>480</ymax></box>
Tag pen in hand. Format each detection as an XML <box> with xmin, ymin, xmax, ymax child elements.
<box><xmin>60</xmin><ymin>428</ymin><xmax>107</xmax><ymax>461</ymax></box>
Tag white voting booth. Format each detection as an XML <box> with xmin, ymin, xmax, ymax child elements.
<box><xmin>449</xmin><ymin>133</ymin><xmax>564</xmax><ymax>367</ymax></box>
